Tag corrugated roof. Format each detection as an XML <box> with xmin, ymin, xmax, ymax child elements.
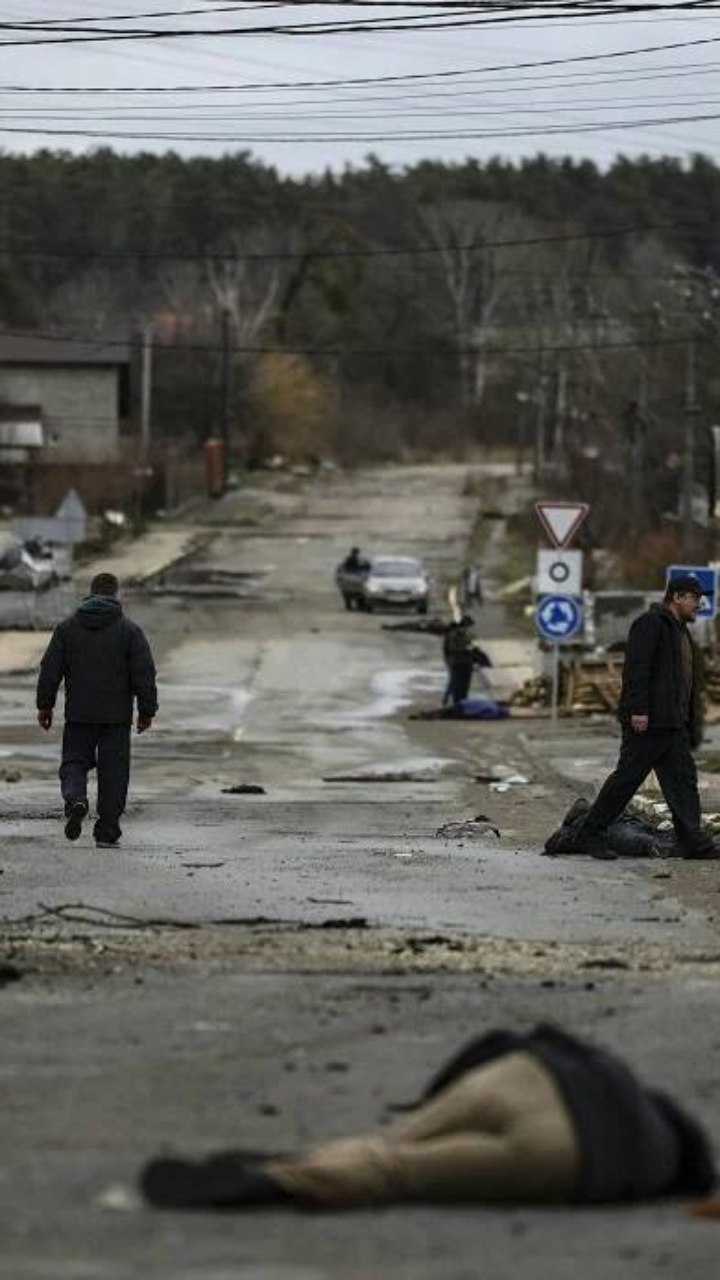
<box><xmin>0</xmin><ymin>332</ymin><xmax>130</xmax><ymax>367</ymax></box>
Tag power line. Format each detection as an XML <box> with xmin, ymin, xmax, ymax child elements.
<box><xmin>2</xmin><ymin>88</ymin><xmax>717</xmax><ymax>121</ymax></box>
<box><xmin>0</xmin><ymin>324</ymin><xmax>713</xmax><ymax>360</ymax></box>
<box><xmin>1</xmin><ymin>106</ymin><xmax>720</xmax><ymax>140</ymax></box>
<box><xmin>3</xmin><ymin>63</ymin><xmax>720</xmax><ymax>110</ymax></box>
<box><xmin>0</xmin><ymin>219</ymin><xmax>713</xmax><ymax>264</ymax></box>
<box><xmin>1</xmin><ymin>32</ymin><xmax>717</xmax><ymax>92</ymax></box>
<box><xmin>1</xmin><ymin>3</ymin><xmax>719</xmax><ymax>47</ymax></box>
<box><xmin>17</xmin><ymin>5</ymin><xmax>282</xmax><ymax>24</ymax></box>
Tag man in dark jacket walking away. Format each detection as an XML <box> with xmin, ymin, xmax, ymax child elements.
<box><xmin>570</xmin><ymin>573</ymin><xmax>717</xmax><ymax>860</ymax></box>
<box><xmin>36</xmin><ymin>572</ymin><xmax>158</xmax><ymax>848</ymax></box>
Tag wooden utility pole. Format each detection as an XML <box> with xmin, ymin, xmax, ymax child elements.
<box><xmin>681</xmin><ymin>335</ymin><xmax>699</xmax><ymax>559</ymax></box>
<box><xmin>140</xmin><ymin>322</ymin><xmax>153</xmax><ymax>460</ymax></box>
<box><xmin>219</xmin><ymin>306</ymin><xmax>232</xmax><ymax>480</ymax></box>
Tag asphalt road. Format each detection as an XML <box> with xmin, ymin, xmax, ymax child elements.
<box><xmin>2</xmin><ymin>463</ymin><xmax>720</xmax><ymax>1279</ymax></box>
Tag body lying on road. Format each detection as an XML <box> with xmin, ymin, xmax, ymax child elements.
<box><xmin>140</xmin><ymin>1024</ymin><xmax>715</xmax><ymax>1211</ymax></box>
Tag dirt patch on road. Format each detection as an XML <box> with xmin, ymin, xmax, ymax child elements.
<box><xmin>6</xmin><ymin>922</ymin><xmax>720</xmax><ymax>983</ymax></box>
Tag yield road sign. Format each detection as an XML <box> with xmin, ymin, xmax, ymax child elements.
<box><xmin>537</xmin><ymin>548</ymin><xmax>582</xmax><ymax>597</ymax></box>
<box><xmin>536</xmin><ymin>594</ymin><xmax>584</xmax><ymax>641</ymax></box>
<box><xmin>666</xmin><ymin>564</ymin><xmax>718</xmax><ymax>620</ymax></box>
<box><xmin>535</xmin><ymin>501</ymin><xmax>590</xmax><ymax>548</ymax></box>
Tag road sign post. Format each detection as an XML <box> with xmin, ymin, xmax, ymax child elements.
<box><xmin>535</xmin><ymin>594</ymin><xmax>584</xmax><ymax>724</ymax></box>
<box><xmin>535</xmin><ymin>502</ymin><xmax>589</xmax><ymax>548</ymax></box>
<box><xmin>534</xmin><ymin>504</ymin><xmax>589</xmax><ymax>723</ymax></box>
<box><xmin>537</xmin><ymin>548</ymin><xmax>583</xmax><ymax>597</ymax></box>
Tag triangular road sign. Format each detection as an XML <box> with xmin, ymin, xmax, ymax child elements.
<box><xmin>535</xmin><ymin>501</ymin><xmax>590</xmax><ymax>548</ymax></box>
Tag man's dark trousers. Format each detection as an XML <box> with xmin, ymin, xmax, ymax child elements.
<box><xmin>582</xmin><ymin>726</ymin><xmax>703</xmax><ymax>854</ymax></box>
<box><xmin>450</xmin><ymin>659</ymin><xmax>474</xmax><ymax>705</ymax></box>
<box><xmin>60</xmin><ymin>722</ymin><xmax>130</xmax><ymax>843</ymax></box>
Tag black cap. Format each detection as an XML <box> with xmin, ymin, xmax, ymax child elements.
<box><xmin>667</xmin><ymin>573</ymin><xmax>703</xmax><ymax>597</ymax></box>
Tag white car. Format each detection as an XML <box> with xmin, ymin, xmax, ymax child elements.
<box><xmin>362</xmin><ymin>556</ymin><xmax>429</xmax><ymax>614</ymax></box>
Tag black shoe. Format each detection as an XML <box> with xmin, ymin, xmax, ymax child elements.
<box><xmin>140</xmin><ymin>1153</ymin><xmax>293</xmax><ymax>1210</ymax></box>
<box><xmin>683</xmin><ymin>844</ymin><xmax>720</xmax><ymax>861</ymax></box>
<box><xmin>94</xmin><ymin>824</ymin><xmax>121</xmax><ymax>849</ymax></box>
<box><xmin>64</xmin><ymin>799</ymin><xmax>88</xmax><ymax>842</ymax></box>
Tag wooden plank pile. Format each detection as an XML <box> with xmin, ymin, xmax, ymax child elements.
<box><xmin>509</xmin><ymin>657</ymin><xmax>623</xmax><ymax>716</ymax></box>
<box><xmin>563</xmin><ymin>656</ymin><xmax>623</xmax><ymax>714</ymax></box>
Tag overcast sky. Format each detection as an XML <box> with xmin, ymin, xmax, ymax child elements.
<box><xmin>0</xmin><ymin>2</ymin><xmax>718</xmax><ymax>173</ymax></box>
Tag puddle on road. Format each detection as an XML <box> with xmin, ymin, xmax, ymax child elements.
<box><xmin>321</xmin><ymin>667</ymin><xmax>438</xmax><ymax>727</ymax></box>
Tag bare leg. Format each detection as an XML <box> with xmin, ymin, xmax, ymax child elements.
<box><xmin>268</xmin><ymin>1053</ymin><xmax>580</xmax><ymax>1206</ymax></box>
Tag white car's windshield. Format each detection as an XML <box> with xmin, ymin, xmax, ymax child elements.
<box><xmin>371</xmin><ymin>560</ymin><xmax>422</xmax><ymax>578</ymax></box>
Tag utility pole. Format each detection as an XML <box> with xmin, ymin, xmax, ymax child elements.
<box><xmin>554</xmin><ymin>364</ymin><xmax>567</xmax><ymax>462</ymax></box>
<box><xmin>515</xmin><ymin>390</ymin><xmax>529</xmax><ymax>474</ymax></box>
<box><xmin>681</xmin><ymin>334</ymin><xmax>699</xmax><ymax>559</ymax></box>
<box><xmin>140</xmin><ymin>322</ymin><xmax>153</xmax><ymax>460</ymax></box>
<box><xmin>534</xmin><ymin>358</ymin><xmax>547</xmax><ymax>482</ymax></box>
<box><xmin>219</xmin><ymin>306</ymin><xmax>232</xmax><ymax>482</ymax></box>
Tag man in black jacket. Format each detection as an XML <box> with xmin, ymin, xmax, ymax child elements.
<box><xmin>36</xmin><ymin>571</ymin><xmax>158</xmax><ymax>848</ymax></box>
<box><xmin>571</xmin><ymin>573</ymin><xmax>717</xmax><ymax>860</ymax></box>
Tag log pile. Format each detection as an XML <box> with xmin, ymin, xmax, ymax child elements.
<box><xmin>509</xmin><ymin>675</ymin><xmax>552</xmax><ymax>710</ymax></box>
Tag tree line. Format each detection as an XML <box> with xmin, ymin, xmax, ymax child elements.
<box><xmin>1</xmin><ymin>147</ymin><xmax>720</xmax><ymax>544</ymax></box>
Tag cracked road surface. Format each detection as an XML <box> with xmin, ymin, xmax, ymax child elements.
<box><xmin>1</xmin><ymin>464</ymin><xmax>720</xmax><ymax>1279</ymax></box>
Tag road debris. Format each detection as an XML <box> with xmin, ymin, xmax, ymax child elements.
<box><xmin>489</xmin><ymin>772</ymin><xmax>529</xmax><ymax>793</ymax></box>
<box><xmin>435</xmin><ymin>815</ymin><xmax>501</xmax><ymax>840</ymax></box>
<box><xmin>221</xmin><ymin>784</ymin><xmax>267</xmax><ymax>795</ymax></box>
<box><xmin>0</xmin><ymin>962</ymin><xmax>22</xmax><ymax>987</ymax></box>
<box><xmin>95</xmin><ymin>1183</ymin><xmax>142</xmax><ymax>1213</ymax></box>
<box><xmin>323</xmin><ymin>767</ymin><xmax>442</xmax><ymax>783</ymax></box>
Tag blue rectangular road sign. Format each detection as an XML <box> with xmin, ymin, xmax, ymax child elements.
<box><xmin>666</xmin><ymin>565</ymin><xmax>718</xmax><ymax>620</ymax></box>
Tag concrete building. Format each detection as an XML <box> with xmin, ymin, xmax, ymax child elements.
<box><xmin>0</xmin><ymin>333</ymin><xmax>130</xmax><ymax>463</ymax></box>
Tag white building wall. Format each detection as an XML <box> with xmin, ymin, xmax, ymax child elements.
<box><xmin>0</xmin><ymin>365</ymin><xmax>121</xmax><ymax>461</ymax></box>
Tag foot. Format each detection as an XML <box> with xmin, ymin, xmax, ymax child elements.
<box><xmin>64</xmin><ymin>799</ymin><xmax>88</xmax><ymax>842</ymax></box>
<box><xmin>94</xmin><ymin>823</ymin><xmax>121</xmax><ymax>849</ymax></box>
<box><xmin>683</xmin><ymin>844</ymin><xmax>720</xmax><ymax>861</ymax></box>
<box><xmin>140</xmin><ymin>1153</ymin><xmax>292</xmax><ymax>1210</ymax></box>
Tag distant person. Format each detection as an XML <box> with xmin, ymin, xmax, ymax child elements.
<box><xmin>568</xmin><ymin>573</ymin><xmax>718</xmax><ymax>860</ymax></box>
<box><xmin>140</xmin><ymin>1023</ymin><xmax>715</xmax><ymax>1210</ymax></box>
<box><xmin>342</xmin><ymin>546</ymin><xmax>369</xmax><ymax>573</ymax></box>
<box><xmin>36</xmin><ymin>571</ymin><xmax>158</xmax><ymax>849</ymax></box>
<box><xmin>463</xmin><ymin>564</ymin><xmax>484</xmax><ymax>607</ymax></box>
<box><xmin>442</xmin><ymin>615</ymin><xmax>478</xmax><ymax>706</ymax></box>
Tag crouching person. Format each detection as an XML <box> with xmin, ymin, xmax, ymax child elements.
<box><xmin>140</xmin><ymin>1024</ymin><xmax>715</xmax><ymax>1210</ymax></box>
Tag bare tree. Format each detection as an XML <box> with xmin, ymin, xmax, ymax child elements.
<box><xmin>205</xmin><ymin>233</ymin><xmax>281</xmax><ymax>348</ymax></box>
<box><xmin>417</xmin><ymin>200</ymin><xmax>535</xmax><ymax>409</ymax></box>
